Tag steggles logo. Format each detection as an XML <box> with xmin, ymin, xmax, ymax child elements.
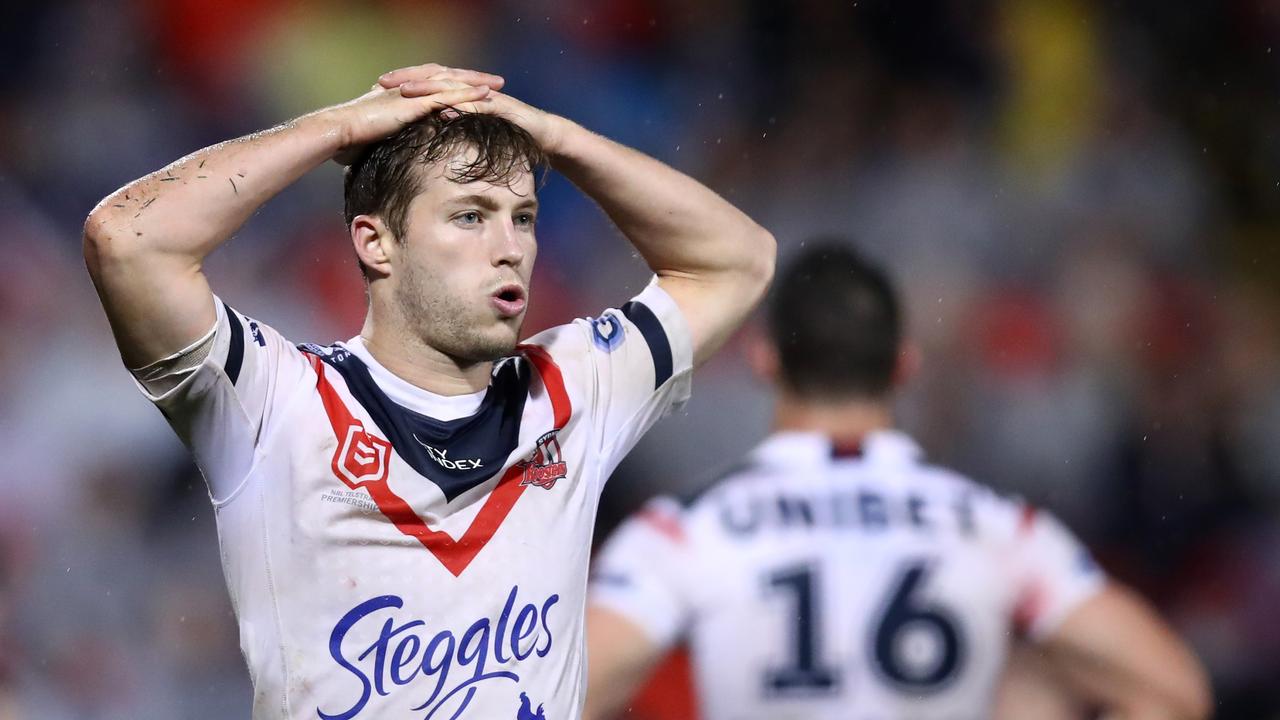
<box><xmin>519</xmin><ymin>431</ymin><xmax>568</xmax><ymax>490</ymax></box>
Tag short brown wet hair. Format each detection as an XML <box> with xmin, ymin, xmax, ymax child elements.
<box><xmin>343</xmin><ymin>111</ymin><xmax>547</xmax><ymax>262</ymax></box>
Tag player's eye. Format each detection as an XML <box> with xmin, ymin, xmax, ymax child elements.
<box><xmin>514</xmin><ymin>212</ymin><xmax>537</xmax><ymax>230</ymax></box>
<box><xmin>453</xmin><ymin>210</ymin><xmax>482</xmax><ymax>227</ymax></box>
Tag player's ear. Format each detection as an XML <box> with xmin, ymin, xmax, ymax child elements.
<box><xmin>746</xmin><ymin>324</ymin><xmax>780</xmax><ymax>384</ymax></box>
<box><xmin>351</xmin><ymin>214</ymin><xmax>395</xmax><ymax>279</ymax></box>
<box><xmin>892</xmin><ymin>341</ymin><xmax>921</xmax><ymax>388</ymax></box>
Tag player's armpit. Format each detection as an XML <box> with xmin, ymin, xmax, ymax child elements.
<box><xmin>658</xmin><ymin>266</ymin><xmax>771</xmax><ymax>368</ymax></box>
<box><xmin>583</xmin><ymin>605</ymin><xmax>667</xmax><ymax>720</ymax></box>
<box><xmin>1038</xmin><ymin>583</ymin><xmax>1212</xmax><ymax>720</ymax></box>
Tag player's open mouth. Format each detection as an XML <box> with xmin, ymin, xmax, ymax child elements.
<box><xmin>490</xmin><ymin>284</ymin><xmax>527</xmax><ymax>318</ymax></box>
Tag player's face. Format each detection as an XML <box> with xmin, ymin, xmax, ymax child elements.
<box><xmin>393</xmin><ymin>153</ymin><xmax>538</xmax><ymax>363</ymax></box>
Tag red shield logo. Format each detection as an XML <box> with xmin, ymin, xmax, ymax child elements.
<box><xmin>335</xmin><ymin>422</ymin><xmax>391</xmax><ymax>487</ymax></box>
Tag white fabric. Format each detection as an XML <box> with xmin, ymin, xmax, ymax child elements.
<box><xmin>135</xmin><ymin>283</ymin><xmax>692</xmax><ymax>719</ymax></box>
<box><xmin>589</xmin><ymin>429</ymin><xmax>1104</xmax><ymax>720</ymax></box>
<box><xmin>130</xmin><ymin>322</ymin><xmax>217</xmax><ymax>396</ymax></box>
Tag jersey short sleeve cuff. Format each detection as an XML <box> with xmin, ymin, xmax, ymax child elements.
<box><xmin>1024</xmin><ymin>568</ymin><xmax>1106</xmax><ymax>641</ymax></box>
<box><xmin>1016</xmin><ymin>511</ymin><xmax>1109</xmax><ymax>642</ymax></box>
<box><xmin>589</xmin><ymin>577</ymin><xmax>686</xmax><ymax>649</ymax></box>
<box><xmin>130</xmin><ymin>298</ymin><xmax>234</xmax><ymax>403</ymax></box>
<box><xmin>627</xmin><ymin>279</ymin><xmax>694</xmax><ymax>410</ymax></box>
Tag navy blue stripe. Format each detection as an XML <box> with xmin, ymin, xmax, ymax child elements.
<box><xmin>621</xmin><ymin>300</ymin><xmax>673</xmax><ymax>389</ymax></box>
<box><xmin>222</xmin><ymin>302</ymin><xmax>245</xmax><ymax>386</ymax></box>
<box><xmin>316</xmin><ymin>346</ymin><xmax>531</xmax><ymax>503</ymax></box>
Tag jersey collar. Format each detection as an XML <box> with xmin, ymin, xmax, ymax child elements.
<box><xmin>339</xmin><ymin>336</ymin><xmax>488</xmax><ymax>421</ymax></box>
<box><xmin>753</xmin><ymin>429</ymin><xmax>924</xmax><ymax>466</ymax></box>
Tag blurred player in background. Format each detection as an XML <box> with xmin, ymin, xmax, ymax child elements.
<box><xmin>585</xmin><ymin>241</ymin><xmax>1210</xmax><ymax>720</ymax></box>
<box><xmin>83</xmin><ymin>63</ymin><xmax>774</xmax><ymax>718</ymax></box>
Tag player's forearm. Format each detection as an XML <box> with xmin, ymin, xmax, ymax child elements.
<box><xmin>84</xmin><ymin>112</ymin><xmax>344</xmax><ymax>265</ymax></box>
<box><xmin>550</xmin><ymin>121</ymin><xmax>775</xmax><ymax>288</ymax></box>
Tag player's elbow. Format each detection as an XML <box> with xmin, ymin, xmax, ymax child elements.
<box><xmin>1161</xmin><ymin>637</ymin><xmax>1213</xmax><ymax>720</ymax></box>
<box><xmin>739</xmin><ymin>222</ymin><xmax>776</xmax><ymax>304</ymax></box>
<box><xmin>83</xmin><ymin>198</ymin><xmax>176</xmax><ymax>279</ymax></box>
<box><xmin>1121</xmin><ymin>692</ymin><xmax>1213</xmax><ymax>720</ymax></box>
<box><xmin>1169</xmin><ymin>662</ymin><xmax>1214</xmax><ymax>720</ymax></box>
<box><xmin>1118</xmin><ymin>662</ymin><xmax>1213</xmax><ymax>720</ymax></box>
<box><xmin>83</xmin><ymin>203</ymin><xmax>137</xmax><ymax>280</ymax></box>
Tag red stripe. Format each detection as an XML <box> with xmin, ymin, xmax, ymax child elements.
<box><xmin>519</xmin><ymin>343</ymin><xmax>571</xmax><ymax>428</ymax></box>
<box><xmin>1018</xmin><ymin>504</ymin><xmax>1038</xmax><ymax>535</ymax></box>
<box><xmin>638</xmin><ymin>508</ymin><xmax>686</xmax><ymax>544</ymax></box>
<box><xmin>1012</xmin><ymin>583</ymin><xmax>1045</xmax><ymax>637</ymax></box>
<box><xmin>305</xmin><ymin>349</ymin><xmax>572</xmax><ymax>577</ymax></box>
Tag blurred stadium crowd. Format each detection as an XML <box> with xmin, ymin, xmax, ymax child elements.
<box><xmin>0</xmin><ymin>0</ymin><xmax>1277</xmax><ymax>717</ymax></box>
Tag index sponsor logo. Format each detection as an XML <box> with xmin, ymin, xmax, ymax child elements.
<box><xmin>413</xmin><ymin>436</ymin><xmax>485</xmax><ymax>471</ymax></box>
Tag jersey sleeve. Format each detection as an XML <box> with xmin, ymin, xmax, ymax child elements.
<box><xmin>1010</xmin><ymin>507</ymin><xmax>1107</xmax><ymax>641</ymax></box>
<box><xmin>589</xmin><ymin>497</ymin><xmax>697</xmax><ymax>649</ymax></box>
<box><xmin>129</xmin><ymin>298</ymin><xmax>310</xmax><ymax>503</ymax></box>
<box><xmin>524</xmin><ymin>280</ymin><xmax>694</xmax><ymax>480</ymax></box>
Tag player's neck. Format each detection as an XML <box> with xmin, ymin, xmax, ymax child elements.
<box><xmin>771</xmin><ymin>393</ymin><xmax>894</xmax><ymax>445</ymax></box>
<box><xmin>359</xmin><ymin>319</ymin><xmax>494</xmax><ymax>397</ymax></box>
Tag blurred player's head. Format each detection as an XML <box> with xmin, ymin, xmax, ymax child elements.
<box><xmin>343</xmin><ymin>112</ymin><xmax>547</xmax><ymax>363</ymax></box>
<box><xmin>765</xmin><ymin>239</ymin><xmax>905</xmax><ymax>401</ymax></box>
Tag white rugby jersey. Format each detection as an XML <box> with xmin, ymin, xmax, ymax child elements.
<box><xmin>589</xmin><ymin>430</ymin><xmax>1104</xmax><ymax>720</ymax></box>
<box><xmin>134</xmin><ymin>283</ymin><xmax>692</xmax><ymax>719</ymax></box>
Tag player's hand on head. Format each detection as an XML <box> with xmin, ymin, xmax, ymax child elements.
<box><xmin>377</xmin><ymin>63</ymin><xmax>506</xmax><ymax>93</ymax></box>
<box><xmin>322</xmin><ymin>65</ymin><xmax>496</xmax><ymax>163</ymax></box>
<box><xmin>444</xmin><ymin>89</ymin><xmax>569</xmax><ymax>157</ymax></box>
<box><xmin>375</xmin><ymin>65</ymin><xmax>567</xmax><ymax>155</ymax></box>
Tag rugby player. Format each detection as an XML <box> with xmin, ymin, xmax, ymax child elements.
<box><xmin>83</xmin><ymin>63</ymin><xmax>774</xmax><ymax>718</ymax></box>
<box><xmin>585</xmin><ymin>241</ymin><xmax>1209</xmax><ymax>720</ymax></box>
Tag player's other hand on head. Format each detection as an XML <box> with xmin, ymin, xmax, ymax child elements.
<box><xmin>376</xmin><ymin>63</ymin><xmax>506</xmax><ymax>94</ymax></box>
<box><xmin>383</xmin><ymin>71</ymin><xmax>569</xmax><ymax>156</ymax></box>
<box><xmin>322</xmin><ymin>64</ymin><xmax>503</xmax><ymax>165</ymax></box>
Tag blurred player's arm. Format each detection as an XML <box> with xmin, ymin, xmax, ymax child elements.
<box><xmin>584</xmin><ymin>606</ymin><xmax>667</xmax><ymax>720</ymax></box>
<box><xmin>994</xmin><ymin>642</ymin><xmax>1089</xmax><ymax>720</ymax></box>
<box><xmin>1037</xmin><ymin>583</ymin><xmax>1212</xmax><ymax>720</ymax></box>
<box><xmin>1009</xmin><ymin>507</ymin><xmax>1211</xmax><ymax>720</ymax></box>
<box><xmin>383</xmin><ymin>69</ymin><xmax>777</xmax><ymax>367</ymax></box>
<box><xmin>584</xmin><ymin>499</ymin><xmax>696</xmax><ymax>719</ymax></box>
<box><xmin>83</xmin><ymin>66</ymin><xmax>498</xmax><ymax>368</ymax></box>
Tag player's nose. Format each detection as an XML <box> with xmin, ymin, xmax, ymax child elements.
<box><xmin>491</xmin><ymin>221</ymin><xmax>526</xmax><ymax>267</ymax></box>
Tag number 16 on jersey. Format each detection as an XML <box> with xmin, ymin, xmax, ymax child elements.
<box><xmin>763</xmin><ymin>558</ymin><xmax>966</xmax><ymax>699</ymax></box>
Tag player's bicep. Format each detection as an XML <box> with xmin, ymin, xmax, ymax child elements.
<box><xmin>1039</xmin><ymin>584</ymin><xmax>1211</xmax><ymax>719</ymax></box>
<box><xmin>993</xmin><ymin>643</ymin><xmax>1086</xmax><ymax>720</ymax></box>
<box><xmin>85</xmin><ymin>240</ymin><xmax>218</xmax><ymax>369</ymax></box>
<box><xmin>657</xmin><ymin>273</ymin><xmax>756</xmax><ymax>368</ymax></box>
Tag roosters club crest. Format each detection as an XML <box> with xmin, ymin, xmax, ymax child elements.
<box><xmin>519</xmin><ymin>431</ymin><xmax>568</xmax><ymax>490</ymax></box>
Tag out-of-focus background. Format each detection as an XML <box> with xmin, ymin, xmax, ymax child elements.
<box><xmin>1</xmin><ymin>0</ymin><xmax>1277</xmax><ymax>717</ymax></box>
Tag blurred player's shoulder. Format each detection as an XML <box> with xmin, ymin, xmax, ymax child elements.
<box><xmin>655</xmin><ymin>429</ymin><xmax>1048</xmax><ymax>554</ymax></box>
